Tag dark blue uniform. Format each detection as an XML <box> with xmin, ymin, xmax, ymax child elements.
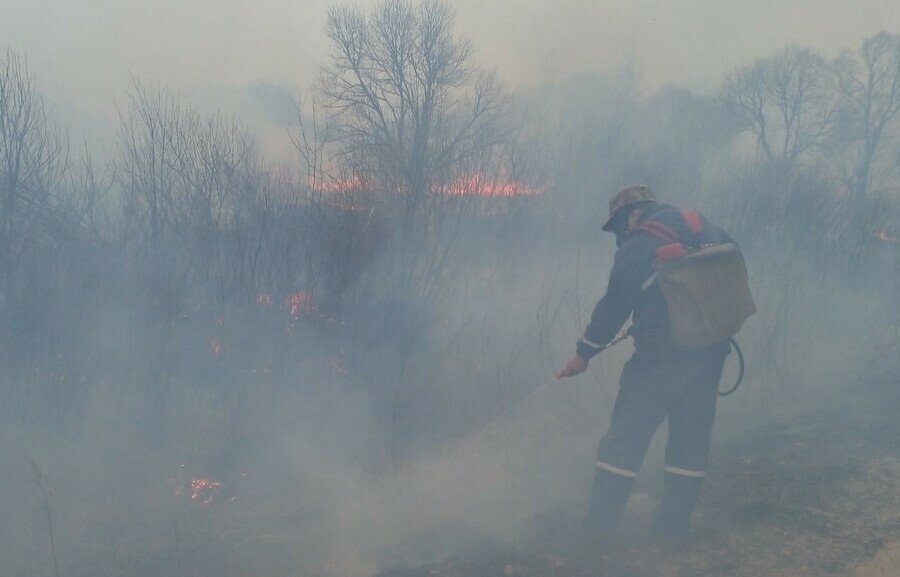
<box><xmin>580</xmin><ymin>203</ymin><xmax>733</xmax><ymax>534</ymax></box>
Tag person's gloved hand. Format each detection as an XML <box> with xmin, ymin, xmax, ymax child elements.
<box><xmin>556</xmin><ymin>355</ymin><xmax>588</xmax><ymax>379</ymax></box>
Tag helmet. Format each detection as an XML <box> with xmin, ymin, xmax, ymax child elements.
<box><xmin>601</xmin><ymin>185</ymin><xmax>657</xmax><ymax>232</ymax></box>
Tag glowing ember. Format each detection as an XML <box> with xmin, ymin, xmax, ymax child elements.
<box><xmin>876</xmin><ymin>231</ymin><xmax>897</xmax><ymax>243</ymax></box>
<box><xmin>287</xmin><ymin>292</ymin><xmax>315</xmax><ymax>318</ymax></box>
<box><xmin>190</xmin><ymin>477</ymin><xmax>224</xmax><ymax>505</ymax></box>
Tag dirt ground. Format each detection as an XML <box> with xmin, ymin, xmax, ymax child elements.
<box><xmin>853</xmin><ymin>541</ymin><xmax>900</xmax><ymax>577</ymax></box>
<box><xmin>378</xmin><ymin>365</ymin><xmax>900</xmax><ymax>577</ymax></box>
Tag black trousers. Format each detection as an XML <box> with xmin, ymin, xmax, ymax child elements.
<box><xmin>595</xmin><ymin>348</ymin><xmax>728</xmax><ymax>479</ymax></box>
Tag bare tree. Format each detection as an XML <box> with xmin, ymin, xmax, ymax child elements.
<box><xmin>311</xmin><ymin>0</ymin><xmax>509</xmax><ymax>336</ymax></box>
<box><xmin>833</xmin><ymin>32</ymin><xmax>900</xmax><ymax>199</ymax></box>
<box><xmin>170</xmin><ymin>110</ymin><xmax>257</xmax><ymax>303</ymax></box>
<box><xmin>118</xmin><ymin>80</ymin><xmax>265</xmax><ymax>306</ymax></box>
<box><xmin>66</xmin><ymin>143</ymin><xmax>116</xmax><ymax>243</ymax></box>
<box><xmin>723</xmin><ymin>46</ymin><xmax>835</xmax><ymax>170</ymax></box>
<box><xmin>0</xmin><ymin>48</ymin><xmax>69</xmax><ymax>286</ymax></box>
<box><xmin>0</xmin><ymin>49</ymin><xmax>77</xmax><ymax>420</ymax></box>
<box><xmin>304</xmin><ymin>0</ymin><xmax>514</xmax><ymax>468</ymax></box>
<box><xmin>116</xmin><ymin>80</ymin><xmax>182</xmax><ymax>261</ymax></box>
<box><xmin>320</xmin><ymin>0</ymin><xmax>506</xmax><ymax>221</ymax></box>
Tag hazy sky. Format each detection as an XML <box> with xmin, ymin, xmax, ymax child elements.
<box><xmin>3</xmin><ymin>0</ymin><xmax>899</xmax><ymax>124</ymax></box>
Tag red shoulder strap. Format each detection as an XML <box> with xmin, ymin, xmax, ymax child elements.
<box><xmin>637</xmin><ymin>221</ymin><xmax>679</xmax><ymax>244</ymax></box>
<box><xmin>682</xmin><ymin>209</ymin><xmax>702</xmax><ymax>234</ymax></box>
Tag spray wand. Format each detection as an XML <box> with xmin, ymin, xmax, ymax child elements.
<box><xmin>473</xmin><ymin>330</ymin><xmax>632</xmax><ymax>439</ymax></box>
<box><xmin>476</xmin><ymin>329</ymin><xmax>745</xmax><ymax>440</ymax></box>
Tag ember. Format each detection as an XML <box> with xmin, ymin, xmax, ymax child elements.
<box><xmin>189</xmin><ymin>477</ymin><xmax>224</xmax><ymax>505</ymax></box>
<box><xmin>287</xmin><ymin>291</ymin><xmax>315</xmax><ymax>318</ymax></box>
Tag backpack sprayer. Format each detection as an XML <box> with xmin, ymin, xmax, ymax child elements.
<box><xmin>474</xmin><ymin>208</ymin><xmax>755</xmax><ymax>440</ymax></box>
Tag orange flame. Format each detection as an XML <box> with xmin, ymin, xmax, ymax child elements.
<box><xmin>308</xmin><ymin>173</ymin><xmax>542</xmax><ymax>197</ymax></box>
<box><xmin>436</xmin><ymin>173</ymin><xmax>543</xmax><ymax>197</ymax></box>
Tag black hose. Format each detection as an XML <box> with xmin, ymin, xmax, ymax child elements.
<box><xmin>718</xmin><ymin>338</ymin><xmax>745</xmax><ymax>396</ymax></box>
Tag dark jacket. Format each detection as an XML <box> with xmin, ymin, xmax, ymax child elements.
<box><xmin>576</xmin><ymin>203</ymin><xmax>733</xmax><ymax>361</ymax></box>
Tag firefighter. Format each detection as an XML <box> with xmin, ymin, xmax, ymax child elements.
<box><xmin>556</xmin><ymin>185</ymin><xmax>734</xmax><ymax>537</ymax></box>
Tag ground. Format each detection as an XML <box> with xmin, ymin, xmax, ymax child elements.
<box><xmin>377</xmin><ymin>363</ymin><xmax>900</xmax><ymax>577</ymax></box>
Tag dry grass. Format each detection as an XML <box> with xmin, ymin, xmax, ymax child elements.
<box><xmin>376</xmin><ymin>368</ymin><xmax>900</xmax><ymax>577</ymax></box>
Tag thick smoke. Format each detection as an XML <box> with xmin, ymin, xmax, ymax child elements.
<box><xmin>2</xmin><ymin>3</ymin><xmax>900</xmax><ymax>577</ymax></box>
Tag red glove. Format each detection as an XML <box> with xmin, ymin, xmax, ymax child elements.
<box><xmin>556</xmin><ymin>355</ymin><xmax>588</xmax><ymax>379</ymax></box>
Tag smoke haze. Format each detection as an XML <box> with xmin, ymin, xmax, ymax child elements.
<box><xmin>4</xmin><ymin>0</ymin><xmax>899</xmax><ymax>116</ymax></box>
<box><xmin>2</xmin><ymin>1</ymin><xmax>900</xmax><ymax>576</ymax></box>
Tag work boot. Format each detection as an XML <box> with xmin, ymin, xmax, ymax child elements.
<box><xmin>654</xmin><ymin>470</ymin><xmax>704</xmax><ymax>538</ymax></box>
<box><xmin>585</xmin><ymin>466</ymin><xmax>636</xmax><ymax>535</ymax></box>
